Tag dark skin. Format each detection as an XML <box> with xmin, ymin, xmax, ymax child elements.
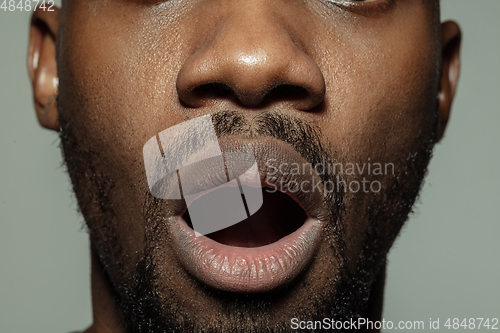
<box><xmin>28</xmin><ymin>0</ymin><xmax>461</xmax><ymax>332</ymax></box>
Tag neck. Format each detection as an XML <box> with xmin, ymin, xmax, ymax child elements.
<box><xmin>366</xmin><ymin>265</ymin><xmax>386</xmax><ymax>332</ymax></box>
<box><xmin>84</xmin><ymin>247</ymin><xmax>125</xmax><ymax>333</ymax></box>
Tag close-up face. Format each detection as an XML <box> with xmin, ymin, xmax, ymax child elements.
<box><xmin>27</xmin><ymin>0</ymin><xmax>461</xmax><ymax>332</ymax></box>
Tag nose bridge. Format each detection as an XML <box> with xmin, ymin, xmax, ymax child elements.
<box><xmin>223</xmin><ymin>1</ymin><xmax>291</xmax><ymax>56</ymax></box>
<box><xmin>223</xmin><ymin>0</ymin><xmax>280</xmax><ymax>39</ymax></box>
<box><xmin>217</xmin><ymin>7</ymin><xmax>296</xmax><ymax>87</ymax></box>
<box><xmin>213</xmin><ymin>0</ymin><xmax>294</xmax><ymax>56</ymax></box>
<box><xmin>176</xmin><ymin>0</ymin><xmax>326</xmax><ymax>109</ymax></box>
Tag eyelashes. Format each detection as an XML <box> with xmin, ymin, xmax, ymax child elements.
<box><xmin>326</xmin><ymin>0</ymin><xmax>384</xmax><ymax>4</ymax></box>
<box><xmin>327</xmin><ymin>0</ymin><xmax>380</xmax><ymax>3</ymax></box>
<box><xmin>321</xmin><ymin>0</ymin><xmax>394</xmax><ymax>14</ymax></box>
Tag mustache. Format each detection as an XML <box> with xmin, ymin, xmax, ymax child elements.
<box><xmin>211</xmin><ymin>110</ymin><xmax>336</xmax><ymax>175</ymax></box>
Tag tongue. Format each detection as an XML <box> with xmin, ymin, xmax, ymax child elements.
<box><xmin>199</xmin><ymin>189</ymin><xmax>307</xmax><ymax>247</ymax></box>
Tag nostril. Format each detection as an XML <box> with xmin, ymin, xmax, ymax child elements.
<box><xmin>189</xmin><ymin>83</ymin><xmax>315</xmax><ymax>109</ymax></box>
<box><xmin>266</xmin><ymin>84</ymin><xmax>310</xmax><ymax>104</ymax></box>
<box><xmin>192</xmin><ymin>82</ymin><xmax>236</xmax><ymax>101</ymax></box>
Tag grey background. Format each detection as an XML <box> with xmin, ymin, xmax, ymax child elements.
<box><xmin>1</xmin><ymin>1</ymin><xmax>498</xmax><ymax>332</ymax></box>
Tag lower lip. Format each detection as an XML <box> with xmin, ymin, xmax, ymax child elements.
<box><xmin>171</xmin><ymin>215</ymin><xmax>323</xmax><ymax>293</ymax></box>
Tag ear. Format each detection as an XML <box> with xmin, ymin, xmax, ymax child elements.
<box><xmin>27</xmin><ymin>6</ymin><xmax>60</xmax><ymax>131</ymax></box>
<box><xmin>436</xmin><ymin>21</ymin><xmax>462</xmax><ymax>142</ymax></box>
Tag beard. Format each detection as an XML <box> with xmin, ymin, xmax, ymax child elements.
<box><xmin>58</xmin><ymin>108</ymin><xmax>437</xmax><ymax>332</ymax></box>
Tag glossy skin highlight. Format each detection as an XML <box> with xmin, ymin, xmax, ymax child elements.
<box><xmin>28</xmin><ymin>0</ymin><xmax>461</xmax><ymax>332</ymax></box>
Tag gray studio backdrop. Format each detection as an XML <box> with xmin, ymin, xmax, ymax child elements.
<box><xmin>1</xmin><ymin>1</ymin><xmax>499</xmax><ymax>332</ymax></box>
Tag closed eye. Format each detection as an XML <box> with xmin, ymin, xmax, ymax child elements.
<box><xmin>322</xmin><ymin>0</ymin><xmax>394</xmax><ymax>14</ymax></box>
<box><xmin>330</xmin><ymin>0</ymin><xmax>382</xmax><ymax>3</ymax></box>
<box><xmin>324</xmin><ymin>0</ymin><xmax>389</xmax><ymax>5</ymax></box>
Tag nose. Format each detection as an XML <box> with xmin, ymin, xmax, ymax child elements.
<box><xmin>176</xmin><ymin>3</ymin><xmax>326</xmax><ymax>111</ymax></box>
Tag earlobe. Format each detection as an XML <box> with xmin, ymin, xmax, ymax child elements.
<box><xmin>436</xmin><ymin>21</ymin><xmax>462</xmax><ymax>143</ymax></box>
<box><xmin>28</xmin><ymin>6</ymin><xmax>60</xmax><ymax>131</ymax></box>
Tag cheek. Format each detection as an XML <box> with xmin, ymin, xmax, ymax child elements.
<box><xmin>316</xmin><ymin>8</ymin><xmax>439</xmax><ymax>164</ymax></box>
<box><xmin>58</xmin><ymin>4</ymin><xmax>197</xmax><ymax>184</ymax></box>
<box><xmin>57</xmin><ymin>4</ymin><xmax>192</xmax><ymax>262</ymax></box>
<box><xmin>60</xmin><ymin>7</ymin><xmax>181</xmax><ymax>139</ymax></box>
<box><xmin>310</xmin><ymin>7</ymin><xmax>439</xmax><ymax>263</ymax></box>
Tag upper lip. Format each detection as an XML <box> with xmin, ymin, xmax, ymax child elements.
<box><xmin>170</xmin><ymin>137</ymin><xmax>332</xmax><ymax>222</ymax></box>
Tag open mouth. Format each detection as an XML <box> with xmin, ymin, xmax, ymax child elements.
<box><xmin>168</xmin><ymin>137</ymin><xmax>329</xmax><ymax>293</ymax></box>
<box><xmin>183</xmin><ymin>188</ymin><xmax>308</xmax><ymax>248</ymax></box>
